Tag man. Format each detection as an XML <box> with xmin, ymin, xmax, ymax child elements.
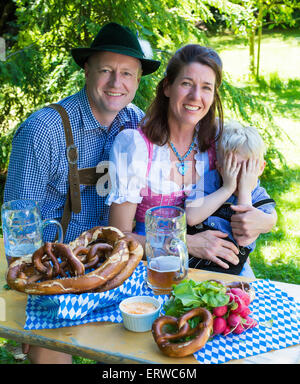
<box><xmin>4</xmin><ymin>22</ymin><xmax>160</xmax><ymax>364</ymax></box>
<box><xmin>4</xmin><ymin>22</ymin><xmax>160</xmax><ymax>246</ymax></box>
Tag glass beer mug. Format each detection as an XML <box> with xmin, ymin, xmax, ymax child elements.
<box><xmin>1</xmin><ymin>199</ymin><xmax>63</xmax><ymax>265</ymax></box>
<box><xmin>145</xmin><ymin>206</ymin><xmax>188</xmax><ymax>294</ymax></box>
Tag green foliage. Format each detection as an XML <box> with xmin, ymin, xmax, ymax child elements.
<box><xmin>0</xmin><ymin>130</ymin><xmax>13</xmax><ymax>171</ymax></box>
<box><xmin>0</xmin><ymin>345</ymin><xmax>15</xmax><ymax>363</ymax></box>
<box><xmin>0</xmin><ymin>339</ymin><xmax>29</xmax><ymax>364</ymax></box>
<box><xmin>220</xmin><ymin>76</ymin><xmax>284</xmax><ymax>172</ymax></box>
<box><xmin>0</xmin><ymin>0</ymin><xmax>290</xmax><ymax>176</ymax></box>
<box><xmin>1</xmin><ymin>0</ymin><xmax>214</xmax><ymax>172</ymax></box>
<box><xmin>163</xmin><ymin>279</ymin><xmax>229</xmax><ymax>323</ymax></box>
<box><xmin>222</xmin><ymin>0</ymin><xmax>300</xmax><ymax>77</ymax></box>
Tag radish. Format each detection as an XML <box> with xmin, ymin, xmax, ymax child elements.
<box><xmin>223</xmin><ymin>326</ymin><xmax>231</xmax><ymax>336</ymax></box>
<box><xmin>213</xmin><ymin>317</ymin><xmax>227</xmax><ymax>335</ymax></box>
<box><xmin>244</xmin><ymin>316</ymin><xmax>258</xmax><ymax>329</ymax></box>
<box><xmin>227</xmin><ymin>313</ymin><xmax>241</xmax><ymax>328</ymax></box>
<box><xmin>240</xmin><ymin>292</ymin><xmax>251</xmax><ymax>306</ymax></box>
<box><xmin>239</xmin><ymin>306</ymin><xmax>251</xmax><ymax>318</ymax></box>
<box><xmin>232</xmin><ymin>323</ymin><xmax>245</xmax><ymax>334</ymax></box>
<box><xmin>230</xmin><ymin>296</ymin><xmax>247</xmax><ymax>315</ymax></box>
<box><xmin>227</xmin><ymin>292</ymin><xmax>235</xmax><ymax>303</ymax></box>
<box><xmin>213</xmin><ymin>305</ymin><xmax>228</xmax><ymax>317</ymax></box>
<box><xmin>230</xmin><ymin>287</ymin><xmax>251</xmax><ymax>306</ymax></box>
<box><xmin>230</xmin><ymin>287</ymin><xmax>244</xmax><ymax>297</ymax></box>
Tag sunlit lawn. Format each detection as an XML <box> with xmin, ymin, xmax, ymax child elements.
<box><xmin>209</xmin><ymin>30</ymin><xmax>300</xmax><ymax>82</ymax></box>
<box><xmin>209</xmin><ymin>29</ymin><xmax>300</xmax><ymax>284</ymax></box>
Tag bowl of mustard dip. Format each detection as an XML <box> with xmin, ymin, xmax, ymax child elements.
<box><xmin>119</xmin><ymin>296</ymin><xmax>161</xmax><ymax>332</ymax></box>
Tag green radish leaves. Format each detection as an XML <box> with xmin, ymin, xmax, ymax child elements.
<box><xmin>164</xmin><ymin>279</ymin><xmax>230</xmax><ymax>318</ymax></box>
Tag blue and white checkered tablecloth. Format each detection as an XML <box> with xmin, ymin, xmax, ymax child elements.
<box><xmin>24</xmin><ymin>265</ymin><xmax>300</xmax><ymax>364</ymax></box>
<box><xmin>193</xmin><ymin>279</ymin><xmax>300</xmax><ymax>364</ymax></box>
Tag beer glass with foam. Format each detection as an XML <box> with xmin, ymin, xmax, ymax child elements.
<box><xmin>145</xmin><ymin>206</ymin><xmax>188</xmax><ymax>293</ymax></box>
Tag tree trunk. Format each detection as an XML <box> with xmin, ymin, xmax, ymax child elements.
<box><xmin>256</xmin><ymin>1</ymin><xmax>264</xmax><ymax>80</ymax></box>
<box><xmin>249</xmin><ymin>26</ymin><xmax>256</xmax><ymax>79</ymax></box>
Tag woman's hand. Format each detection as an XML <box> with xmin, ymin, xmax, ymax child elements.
<box><xmin>231</xmin><ymin>205</ymin><xmax>277</xmax><ymax>246</ymax></box>
<box><xmin>187</xmin><ymin>230</ymin><xmax>240</xmax><ymax>269</ymax></box>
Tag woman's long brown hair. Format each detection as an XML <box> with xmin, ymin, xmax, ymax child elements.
<box><xmin>141</xmin><ymin>44</ymin><xmax>223</xmax><ymax>152</ymax></box>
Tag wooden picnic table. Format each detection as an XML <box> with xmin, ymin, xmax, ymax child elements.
<box><xmin>0</xmin><ymin>238</ymin><xmax>299</xmax><ymax>364</ymax></box>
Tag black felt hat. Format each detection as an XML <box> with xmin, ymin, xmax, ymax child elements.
<box><xmin>71</xmin><ymin>22</ymin><xmax>161</xmax><ymax>76</ymax></box>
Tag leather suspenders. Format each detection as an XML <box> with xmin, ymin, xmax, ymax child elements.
<box><xmin>47</xmin><ymin>104</ymin><xmax>124</xmax><ymax>240</ymax></box>
<box><xmin>48</xmin><ymin>104</ymin><xmax>81</xmax><ymax>238</ymax></box>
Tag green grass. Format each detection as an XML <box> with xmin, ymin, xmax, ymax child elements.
<box><xmin>0</xmin><ymin>29</ymin><xmax>299</xmax><ymax>364</ymax></box>
<box><xmin>208</xmin><ymin>29</ymin><xmax>300</xmax><ymax>285</ymax></box>
<box><xmin>209</xmin><ymin>29</ymin><xmax>300</xmax><ymax>83</ymax></box>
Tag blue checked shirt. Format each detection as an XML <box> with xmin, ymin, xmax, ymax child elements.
<box><xmin>4</xmin><ymin>87</ymin><xmax>144</xmax><ymax>243</ymax></box>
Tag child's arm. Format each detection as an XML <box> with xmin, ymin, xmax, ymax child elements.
<box><xmin>186</xmin><ymin>153</ymin><xmax>241</xmax><ymax>226</ymax></box>
<box><xmin>237</xmin><ymin>158</ymin><xmax>261</xmax><ymax>205</ymax></box>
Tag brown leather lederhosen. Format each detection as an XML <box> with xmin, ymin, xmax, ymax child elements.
<box><xmin>47</xmin><ymin>103</ymin><xmax>124</xmax><ymax>240</ymax></box>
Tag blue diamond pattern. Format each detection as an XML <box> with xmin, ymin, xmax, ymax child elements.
<box><xmin>193</xmin><ymin>279</ymin><xmax>300</xmax><ymax>363</ymax></box>
<box><xmin>24</xmin><ymin>270</ymin><xmax>299</xmax><ymax>364</ymax></box>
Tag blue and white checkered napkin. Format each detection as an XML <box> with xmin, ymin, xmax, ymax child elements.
<box><xmin>24</xmin><ymin>262</ymin><xmax>168</xmax><ymax>330</ymax></box>
<box><xmin>193</xmin><ymin>279</ymin><xmax>300</xmax><ymax>364</ymax></box>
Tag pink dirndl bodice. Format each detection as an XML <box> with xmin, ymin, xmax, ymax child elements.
<box><xmin>135</xmin><ymin>128</ymin><xmax>185</xmax><ymax>223</ymax></box>
<box><xmin>134</xmin><ymin>129</ymin><xmax>216</xmax><ymax>224</ymax></box>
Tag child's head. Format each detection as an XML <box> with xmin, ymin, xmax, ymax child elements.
<box><xmin>216</xmin><ymin>121</ymin><xmax>266</xmax><ymax>196</ymax></box>
<box><xmin>217</xmin><ymin>120</ymin><xmax>266</xmax><ymax>172</ymax></box>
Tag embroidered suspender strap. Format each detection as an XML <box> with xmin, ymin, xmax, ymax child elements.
<box><xmin>47</xmin><ymin>104</ymin><xmax>81</xmax><ymax>240</ymax></box>
<box><xmin>47</xmin><ymin>104</ymin><xmax>81</xmax><ymax>214</ymax></box>
<box><xmin>60</xmin><ymin>189</ymin><xmax>72</xmax><ymax>239</ymax></box>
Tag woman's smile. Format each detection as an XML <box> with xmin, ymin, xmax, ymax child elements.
<box><xmin>164</xmin><ymin>62</ymin><xmax>216</xmax><ymax>130</ymax></box>
<box><xmin>183</xmin><ymin>104</ymin><xmax>201</xmax><ymax>111</ymax></box>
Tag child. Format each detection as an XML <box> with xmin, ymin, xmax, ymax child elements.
<box><xmin>185</xmin><ymin>120</ymin><xmax>276</xmax><ymax>276</ymax></box>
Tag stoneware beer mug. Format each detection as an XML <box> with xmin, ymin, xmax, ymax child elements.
<box><xmin>145</xmin><ymin>206</ymin><xmax>188</xmax><ymax>293</ymax></box>
<box><xmin>1</xmin><ymin>199</ymin><xmax>63</xmax><ymax>265</ymax></box>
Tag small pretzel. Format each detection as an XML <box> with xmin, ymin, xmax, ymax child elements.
<box><xmin>152</xmin><ymin>308</ymin><xmax>213</xmax><ymax>357</ymax></box>
<box><xmin>32</xmin><ymin>243</ymin><xmax>85</xmax><ymax>279</ymax></box>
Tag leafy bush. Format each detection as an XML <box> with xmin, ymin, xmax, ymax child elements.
<box><xmin>0</xmin><ymin>1</ymin><xmax>288</xmax><ymax>181</ymax></box>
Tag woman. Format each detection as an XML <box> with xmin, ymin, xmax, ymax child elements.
<box><xmin>106</xmin><ymin>44</ymin><xmax>277</xmax><ymax>274</ymax></box>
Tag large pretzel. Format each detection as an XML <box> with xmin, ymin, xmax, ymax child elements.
<box><xmin>6</xmin><ymin>226</ymin><xmax>143</xmax><ymax>295</ymax></box>
<box><xmin>152</xmin><ymin>307</ymin><xmax>213</xmax><ymax>357</ymax></box>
